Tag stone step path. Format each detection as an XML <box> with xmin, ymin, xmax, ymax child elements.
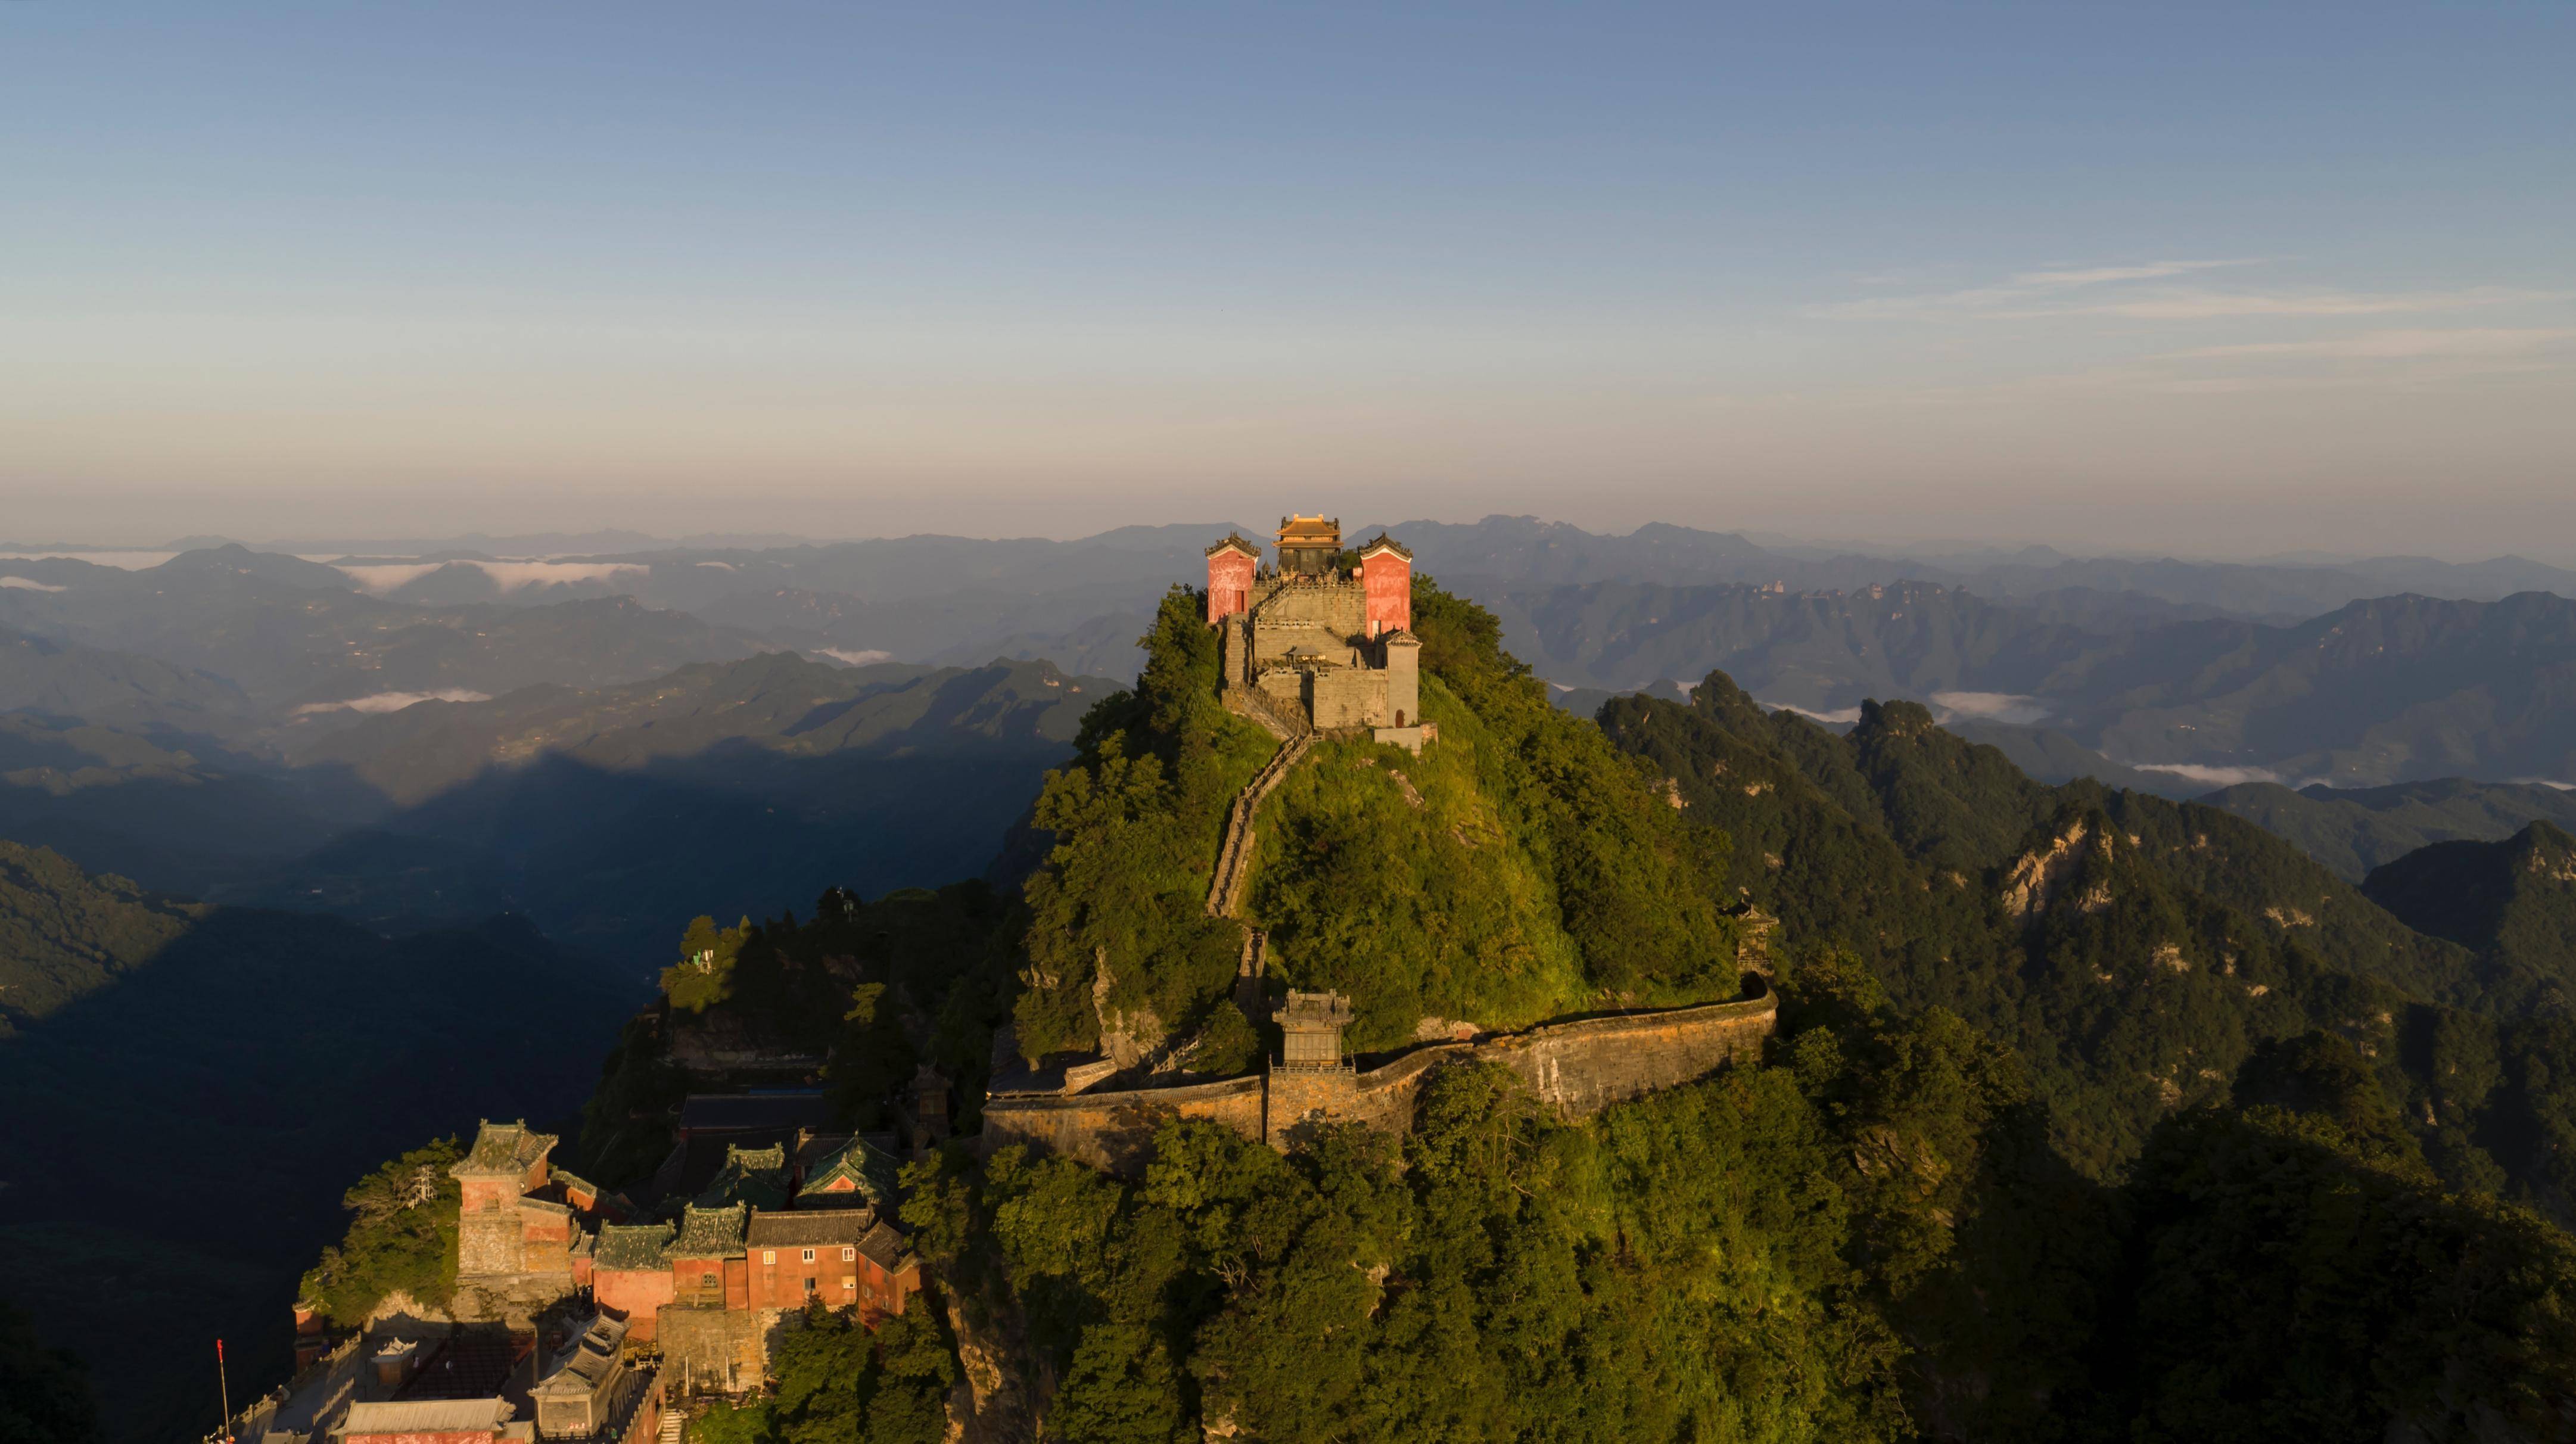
<box><xmin>1208</xmin><ymin>733</ymin><xmax>1312</xmax><ymax>919</ymax></box>
<box><xmin>660</xmin><ymin>1405</ymin><xmax>686</xmax><ymax>1443</ymax></box>
<box><xmin>1232</xmin><ymin>929</ymin><xmax>1269</xmax><ymax>1016</ymax></box>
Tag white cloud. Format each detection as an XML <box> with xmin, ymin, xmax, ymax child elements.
<box><xmin>2130</xmin><ymin>762</ymin><xmax>2282</xmax><ymax>788</ymax></box>
<box><xmin>1763</xmin><ymin>699</ymin><xmax>1861</xmax><ymax>725</ymax></box>
<box><xmin>1930</xmin><ymin>690</ymin><xmax>2051</xmax><ymax>725</ymax></box>
<box><xmin>2511</xmin><ymin>777</ymin><xmax>2576</xmax><ymax>791</ymax></box>
<box><xmin>819</xmin><ymin>648</ymin><xmax>894</xmax><ymax>666</ymax></box>
<box><xmin>0</xmin><ymin>576</ymin><xmax>67</xmax><ymax>592</ymax></box>
<box><xmin>293</xmin><ymin>689</ymin><xmax>490</xmax><ymax>715</ymax></box>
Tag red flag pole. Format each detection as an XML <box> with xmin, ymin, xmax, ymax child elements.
<box><xmin>216</xmin><ymin>1337</ymin><xmax>232</xmax><ymax>1442</ymax></box>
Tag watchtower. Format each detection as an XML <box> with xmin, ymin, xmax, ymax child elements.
<box><xmin>1275</xmin><ymin>990</ymin><xmax>1353</xmax><ymax>1070</ymax></box>
<box><xmin>1265</xmin><ymin>990</ymin><xmax>1357</xmax><ymax>1149</ymax></box>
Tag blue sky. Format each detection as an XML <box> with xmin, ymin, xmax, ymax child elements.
<box><xmin>4</xmin><ymin>2</ymin><xmax>2571</xmax><ymax>555</ymax></box>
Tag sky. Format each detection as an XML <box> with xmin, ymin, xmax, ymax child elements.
<box><xmin>4</xmin><ymin>2</ymin><xmax>2572</xmax><ymax>558</ymax></box>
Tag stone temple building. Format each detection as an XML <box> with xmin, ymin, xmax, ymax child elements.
<box><xmin>1206</xmin><ymin>516</ymin><xmax>1426</xmax><ymax>741</ymax></box>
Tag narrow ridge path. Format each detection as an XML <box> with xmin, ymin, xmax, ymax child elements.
<box><xmin>1208</xmin><ymin>732</ymin><xmax>1312</xmax><ymax>920</ymax></box>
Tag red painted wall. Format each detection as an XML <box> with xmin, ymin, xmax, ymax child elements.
<box><xmin>1206</xmin><ymin>547</ymin><xmax>1256</xmax><ymax>624</ymax></box>
<box><xmin>1360</xmin><ymin>550</ymin><xmax>1411</xmax><ymax>634</ymax></box>
<box><xmin>595</xmin><ymin>1266</ymin><xmax>676</xmax><ymax>1340</ymax></box>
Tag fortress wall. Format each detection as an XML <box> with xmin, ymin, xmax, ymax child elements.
<box><xmin>1477</xmin><ymin>992</ymin><xmax>1778</xmax><ymax>1117</ymax></box>
<box><xmin>982</xmin><ymin>1075</ymin><xmax>1265</xmax><ymax>1173</ymax></box>
<box><xmin>982</xmin><ymin>992</ymin><xmax>1778</xmax><ymax>1175</ymax></box>
<box><xmin>1309</xmin><ymin>670</ymin><xmax>1388</xmax><ymax>729</ymax></box>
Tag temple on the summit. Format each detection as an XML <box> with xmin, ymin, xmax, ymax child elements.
<box><xmin>1206</xmin><ymin>515</ymin><xmax>1426</xmax><ymax>741</ymax></box>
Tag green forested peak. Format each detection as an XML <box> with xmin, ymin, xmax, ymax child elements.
<box><xmin>1010</xmin><ymin>580</ymin><xmax>1744</xmax><ymax>1064</ymax></box>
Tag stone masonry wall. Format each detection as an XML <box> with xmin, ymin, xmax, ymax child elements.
<box><xmin>985</xmin><ymin>989</ymin><xmax>1778</xmax><ymax>1175</ymax></box>
<box><xmin>659</xmin><ymin>1306</ymin><xmax>768</xmax><ymax>1395</ymax></box>
<box><xmin>982</xmin><ymin>1075</ymin><xmax>1266</xmax><ymax>1174</ymax></box>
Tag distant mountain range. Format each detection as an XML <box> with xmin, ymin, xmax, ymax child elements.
<box><xmin>1520</xmin><ymin>584</ymin><xmax>2576</xmax><ymax>789</ymax></box>
<box><xmin>2198</xmin><ymin>780</ymin><xmax>2576</xmax><ymax>880</ymax></box>
<box><xmin>15</xmin><ymin>520</ymin><xmax>2574</xmax><ymax>703</ymax></box>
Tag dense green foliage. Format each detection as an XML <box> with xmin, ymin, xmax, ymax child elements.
<box><xmin>903</xmin><ymin>948</ymin><xmax>2576</xmax><ymax>1441</ymax></box>
<box><xmin>903</xmin><ymin>950</ymin><xmax>2108</xmax><ymax>1443</ymax></box>
<box><xmin>2365</xmin><ymin>821</ymin><xmax>2576</xmax><ymax>1006</ymax></box>
<box><xmin>297</xmin><ymin>1139</ymin><xmax>463</xmax><ymax>1326</ymax></box>
<box><xmin>1595</xmin><ymin>675</ymin><xmax>2507</xmax><ymax>1176</ymax></box>
<box><xmin>0</xmin><ymin>1294</ymin><xmax>102</xmax><ymax>1444</ymax></box>
<box><xmin>0</xmin><ymin>840</ymin><xmax>197</xmax><ymax>1035</ymax></box>
<box><xmin>684</xmin><ymin>1306</ymin><xmax>958</xmax><ymax>1443</ymax></box>
<box><xmin>2101</xmin><ymin>1079</ymin><xmax>2576</xmax><ymax>1440</ymax></box>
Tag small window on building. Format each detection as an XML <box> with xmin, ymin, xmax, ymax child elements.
<box><xmin>844</xmin><ymin>1279</ymin><xmax>857</xmax><ymax>1291</ymax></box>
<box><xmin>763</xmin><ymin>1250</ymin><xmax>776</xmax><ymax>1265</ymax></box>
<box><xmin>804</xmin><ymin>1277</ymin><xmax>819</xmax><ymax>1297</ymax></box>
<box><xmin>802</xmin><ymin>1248</ymin><xmax>816</xmax><ymax>1263</ymax></box>
<box><xmin>842</xmin><ymin>1247</ymin><xmax>856</xmax><ymax>1262</ymax></box>
<box><xmin>702</xmin><ymin>1271</ymin><xmax>717</xmax><ymax>1288</ymax></box>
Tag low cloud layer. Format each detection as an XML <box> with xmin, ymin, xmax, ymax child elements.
<box><xmin>819</xmin><ymin>648</ymin><xmax>895</xmax><ymax>667</ymax></box>
<box><xmin>332</xmin><ymin>559</ymin><xmax>649</xmax><ymax>595</ymax></box>
<box><xmin>1929</xmin><ymin>691</ymin><xmax>2051</xmax><ymax>726</ymax></box>
<box><xmin>293</xmin><ymin>689</ymin><xmax>491</xmax><ymax>715</ymax></box>
<box><xmin>0</xmin><ymin>576</ymin><xmax>67</xmax><ymax>592</ymax></box>
<box><xmin>1763</xmin><ymin>700</ymin><xmax>1862</xmax><ymax>726</ymax></box>
<box><xmin>2131</xmin><ymin>763</ymin><xmax>2283</xmax><ymax>789</ymax></box>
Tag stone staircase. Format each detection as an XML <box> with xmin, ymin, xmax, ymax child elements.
<box><xmin>1223</xmin><ymin>683</ymin><xmax>1309</xmax><ymax>743</ymax></box>
<box><xmin>659</xmin><ymin>1405</ymin><xmax>686</xmax><ymax>1444</ymax></box>
<box><xmin>1208</xmin><ymin>733</ymin><xmax>1312</xmax><ymax>919</ymax></box>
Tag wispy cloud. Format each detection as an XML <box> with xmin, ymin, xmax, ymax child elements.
<box><xmin>2048</xmin><ymin>286</ymin><xmax>2562</xmax><ymax>320</ymax></box>
<box><xmin>2162</xmin><ymin>328</ymin><xmax>2576</xmax><ymax>360</ymax></box>
<box><xmin>1816</xmin><ymin>260</ymin><xmax>2254</xmax><ymax>319</ymax></box>
<box><xmin>1819</xmin><ymin>259</ymin><xmax>2562</xmax><ymax>324</ymax></box>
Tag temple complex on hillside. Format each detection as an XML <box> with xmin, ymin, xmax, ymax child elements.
<box><xmin>1206</xmin><ymin>516</ymin><xmax>1428</xmax><ymax>745</ymax></box>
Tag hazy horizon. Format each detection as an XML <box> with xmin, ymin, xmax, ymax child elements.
<box><xmin>7</xmin><ymin>2</ymin><xmax>2571</xmax><ymax>561</ymax></box>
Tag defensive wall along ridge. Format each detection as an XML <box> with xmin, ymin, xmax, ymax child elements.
<box><xmin>981</xmin><ymin>985</ymin><xmax>1779</xmax><ymax>1175</ymax></box>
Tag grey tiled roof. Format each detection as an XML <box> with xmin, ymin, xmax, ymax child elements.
<box><xmin>855</xmin><ymin>1219</ymin><xmax>914</xmax><ymax>1271</ymax></box>
<box><xmin>453</xmin><ymin>1120</ymin><xmax>556</xmax><ymax>1177</ymax></box>
<box><xmin>593</xmin><ymin>1222</ymin><xmax>675</xmax><ymax>1271</ymax></box>
<box><xmin>746</xmin><ymin>1208</ymin><xmax>874</xmax><ymax>1248</ymax></box>
<box><xmin>667</xmin><ymin>1203</ymin><xmax>749</xmax><ymax>1259</ymax></box>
